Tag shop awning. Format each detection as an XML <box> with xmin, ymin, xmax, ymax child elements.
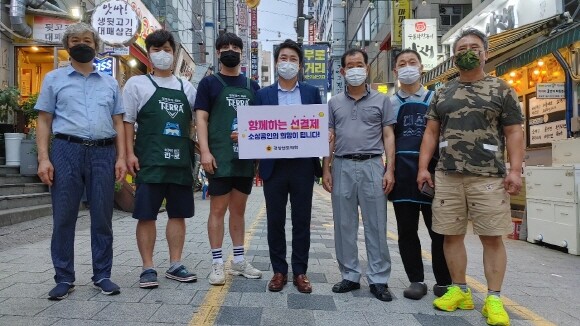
<box><xmin>496</xmin><ymin>22</ymin><xmax>580</xmax><ymax>76</ymax></box>
<box><xmin>422</xmin><ymin>14</ymin><xmax>566</xmax><ymax>86</ymax></box>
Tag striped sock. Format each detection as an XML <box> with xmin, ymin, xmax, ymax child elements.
<box><xmin>488</xmin><ymin>289</ymin><xmax>501</xmax><ymax>297</ymax></box>
<box><xmin>211</xmin><ymin>248</ymin><xmax>223</xmax><ymax>264</ymax></box>
<box><xmin>233</xmin><ymin>246</ymin><xmax>245</xmax><ymax>263</ymax></box>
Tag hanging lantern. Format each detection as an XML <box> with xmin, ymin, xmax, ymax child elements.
<box><xmin>246</xmin><ymin>0</ymin><xmax>260</xmax><ymax>8</ymax></box>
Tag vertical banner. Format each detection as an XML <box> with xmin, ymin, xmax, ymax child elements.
<box><xmin>250</xmin><ymin>8</ymin><xmax>259</xmax><ymax>81</ymax></box>
<box><xmin>392</xmin><ymin>0</ymin><xmax>411</xmax><ymax>46</ymax></box>
<box><xmin>402</xmin><ymin>19</ymin><xmax>438</xmax><ymax>71</ymax></box>
<box><xmin>237</xmin><ymin>1</ymin><xmax>250</xmax><ymax>68</ymax></box>
<box><xmin>308</xmin><ymin>22</ymin><xmax>316</xmax><ymax>44</ymax></box>
<box><xmin>330</xmin><ymin>58</ymin><xmax>344</xmax><ymax>96</ymax></box>
<box><xmin>250</xmin><ymin>9</ymin><xmax>258</xmax><ymax>39</ymax></box>
<box><xmin>303</xmin><ymin>44</ymin><xmax>328</xmax><ymax>103</ymax></box>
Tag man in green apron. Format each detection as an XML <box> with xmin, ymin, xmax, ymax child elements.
<box><xmin>195</xmin><ymin>32</ymin><xmax>262</xmax><ymax>285</ymax></box>
<box><xmin>123</xmin><ymin>30</ymin><xmax>197</xmax><ymax>289</ymax></box>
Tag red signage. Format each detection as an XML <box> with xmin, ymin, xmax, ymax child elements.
<box><xmin>415</xmin><ymin>21</ymin><xmax>427</xmax><ymax>32</ymax></box>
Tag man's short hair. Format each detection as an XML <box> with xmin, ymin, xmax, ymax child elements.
<box><xmin>394</xmin><ymin>49</ymin><xmax>422</xmax><ymax>64</ymax></box>
<box><xmin>216</xmin><ymin>32</ymin><xmax>243</xmax><ymax>51</ymax></box>
<box><xmin>341</xmin><ymin>48</ymin><xmax>368</xmax><ymax>67</ymax></box>
<box><xmin>452</xmin><ymin>28</ymin><xmax>489</xmax><ymax>53</ymax></box>
<box><xmin>62</xmin><ymin>22</ymin><xmax>101</xmax><ymax>50</ymax></box>
<box><xmin>274</xmin><ymin>39</ymin><xmax>303</xmax><ymax>64</ymax></box>
<box><xmin>145</xmin><ymin>29</ymin><xmax>176</xmax><ymax>52</ymax></box>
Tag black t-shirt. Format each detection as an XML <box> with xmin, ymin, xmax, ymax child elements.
<box><xmin>194</xmin><ymin>73</ymin><xmax>261</xmax><ymax>113</ymax></box>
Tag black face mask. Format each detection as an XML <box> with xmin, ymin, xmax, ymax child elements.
<box><xmin>69</xmin><ymin>44</ymin><xmax>96</xmax><ymax>63</ymax></box>
<box><xmin>219</xmin><ymin>50</ymin><xmax>241</xmax><ymax>68</ymax></box>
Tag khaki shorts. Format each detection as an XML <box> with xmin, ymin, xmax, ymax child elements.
<box><xmin>431</xmin><ymin>171</ymin><xmax>512</xmax><ymax>236</ymax></box>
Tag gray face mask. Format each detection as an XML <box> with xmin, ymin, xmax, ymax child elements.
<box><xmin>344</xmin><ymin>67</ymin><xmax>367</xmax><ymax>86</ymax></box>
<box><xmin>277</xmin><ymin>61</ymin><xmax>299</xmax><ymax>80</ymax></box>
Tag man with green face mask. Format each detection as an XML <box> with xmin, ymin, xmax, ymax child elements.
<box><xmin>417</xmin><ymin>28</ymin><xmax>524</xmax><ymax>326</ymax></box>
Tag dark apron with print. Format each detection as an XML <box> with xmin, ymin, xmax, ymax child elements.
<box><xmin>389</xmin><ymin>91</ymin><xmax>437</xmax><ymax>203</ymax></box>
<box><xmin>134</xmin><ymin>75</ymin><xmax>193</xmax><ymax>185</ymax></box>
<box><xmin>207</xmin><ymin>74</ymin><xmax>255</xmax><ymax>178</ymax></box>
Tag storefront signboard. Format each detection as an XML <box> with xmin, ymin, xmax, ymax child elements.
<box><xmin>93</xmin><ymin>56</ymin><xmax>115</xmax><ymax>76</ymax></box>
<box><xmin>528</xmin><ymin>96</ymin><xmax>566</xmax><ymax>145</ymax></box>
<box><xmin>103</xmin><ymin>45</ymin><xmax>130</xmax><ymax>56</ymax></box>
<box><xmin>91</xmin><ymin>0</ymin><xmax>140</xmax><ymax>46</ymax></box>
<box><xmin>442</xmin><ymin>0</ymin><xmax>561</xmax><ymax>46</ymax></box>
<box><xmin>403</xmin><ymin>19</ymin><xmax>438</xmax><ymax>71</ymax></box>
<box><xmin>175</xmin><ymin>45</ymin><xmax>195</xmax><ymax>80</ymax></box>
<box><xmin>32</xmin><ymin>16</ymin><xmax>75</xmax><ymax>43</ymax></box>
<box><xmin>536</xmin><ymin>82</ymin><xmax>565</xmax><ymax>99</ymax></box>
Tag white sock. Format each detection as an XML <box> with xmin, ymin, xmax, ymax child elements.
<box><xmin>233</xmin><ymin>245</ymin><xmax>245</xmax><ymax>263</ymax></box>
<box><xmin>211</xmin><ymin>248</ymin><xmax>223</xmax><ymax>264</ymax></box>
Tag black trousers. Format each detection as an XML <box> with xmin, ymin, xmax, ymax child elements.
<box><xmin>263</xmin><ymin>159</ymin><xmax>314</xmax><ymax>275</ymax></box>
<box><xmin>393</xmin><ymin>202</ymin><xmax>451</xmax><ymax>285</ymax></box>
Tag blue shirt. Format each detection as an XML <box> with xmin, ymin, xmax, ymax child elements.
<box><xmin>277</xmin><ymin>82</ymin><xmax>302</xmax><ymax>105</ymax></box>
<box><xmin>35</xmin><ymin>65</ymin><xmax>124</xmax><ymax>139</ymax></box>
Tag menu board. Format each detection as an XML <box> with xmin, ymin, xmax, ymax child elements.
<box><xmin>527</xmin><ymin>96</ymin><xmax>566</xmax><ymax>146</ymax></box>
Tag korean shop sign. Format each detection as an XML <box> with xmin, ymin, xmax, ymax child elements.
<box><xmin>91</xmin><ymin>0</ymin><xmax>140</xmax><ymax>46</ymax></box>
<box><xmin>403</xmin><ymin>19</ymin><xmax>438</xmax><ymax>71</ymax></box>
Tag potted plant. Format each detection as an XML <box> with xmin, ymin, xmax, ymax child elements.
<box><xmin>19</xmin><ymin>94</ymin><xmax>39</xmax><ymax>175</ymax></box>
<box><xmin>0</xmin><ymin>86</ymin><xmax>24</xmax><ymax>166</ymax></box>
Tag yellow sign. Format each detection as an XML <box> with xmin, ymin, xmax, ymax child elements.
<box><xmin>246</xmin><ymin>0</ymin><xmax>260</xmax><ymax>8</ymax></box>
<box><xmin>377</xmin><ymin>84</ymin><xmax>388</xmax><ymax>94</ymax></box>
<box><xmin>393</xmin><ymin>0</ymin><xmax>411</xmax><ymax>45</ymax></box>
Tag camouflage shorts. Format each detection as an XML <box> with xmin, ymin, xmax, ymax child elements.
<box><xmin>431</xmin><ymin>171</ymin><xmax>512</xmax><ymax>236</ymax></box>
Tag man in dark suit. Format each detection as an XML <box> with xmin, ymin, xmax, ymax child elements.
<box><xmin>255</xmin><ymin>39</ymin><xmax>323</xmax><ymax>293</ymax></box>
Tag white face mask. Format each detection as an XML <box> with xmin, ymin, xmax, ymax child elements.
<box><xmin>150</xmin><ymin>50</ymin><xmax>174</xmax><ymax>70</ymax></box>
<box><xmin>277</xmin><ymin>61</ymin><xmax>299</xmax><ymax>80</ymax></box>
<box><xmin>397</xmin><ymin>65</ymin><xmax>421</xmax><ymax>85</ymax></box>
<box><xmin>344</xmin><ymin>67</ymin><xmax>367</xmax><ymax>86</ymax></box>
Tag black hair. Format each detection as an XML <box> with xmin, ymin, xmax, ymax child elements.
<box><xmin>341</xmin><ymin>48</ymin><xmax>368</xmax><ymax>67</ymax></box>
<box><xmin>274</xmin><ymin>39</ymin><xmax>303</xmax><ymax>64</ymax></box>
<box><xmin>145</xmin><ymin>29</ymin><xmax>176</xmax><ymax>52</ymax></box>
<box><xmin>453</xmin><ymin>28</ymin><xmax>489</xmax><ymax>53</ymax></box>
<box><xmin>216</xmin><ymin>32</ymin><xmax>244</xmax><ymax>51</ymax></box>
<box><xmin>394</xmin><ymin>49</ymin><xmax>422</xmax><ymax>64</ymax></box>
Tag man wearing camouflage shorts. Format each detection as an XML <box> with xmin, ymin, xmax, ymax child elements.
<box><xmin>417</xmin><ymin>28</ymin><xmax>524</xmax><ymax>326</ymax></box>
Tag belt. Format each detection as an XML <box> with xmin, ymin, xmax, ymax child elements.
<box><xmin>335</xmin><ymin>154</ymin><xmax>381</xmax><ymax>161</ymax></box>
<box><xmin>55</xmin><ymin>134</ymin><xmax>114</xmax><ymax>146</ymax></box>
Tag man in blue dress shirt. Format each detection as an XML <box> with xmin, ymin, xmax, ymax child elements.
<box><xmin>35</xmin><ymin>23</ymin><xmax>127</xmax><ymax>300</ymax></box>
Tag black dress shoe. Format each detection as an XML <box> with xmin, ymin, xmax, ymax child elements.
<box><xmin>370</xmin><ymin>284</ymin><xmax>393</xmax><ymax>302</ymax></box>
<box><xmin>332</xmin><ymin>279</ymin><xmax>360</xmax><ymax>293</ymax></box>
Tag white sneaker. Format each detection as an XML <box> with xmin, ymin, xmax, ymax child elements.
<box><xmin>229</xmin><ymin>260</ymin><xmax>262</xmax><ymax>279</ymax></box>
<box><xmin>209</xmin><ymin>263</ymin><xmax>225</xmax><ymax>285</ymax></box>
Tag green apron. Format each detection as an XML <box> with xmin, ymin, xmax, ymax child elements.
<box><xmin>208</xmin><ymin>74</ymin><xmax>255</xmax><ymax>178</ymax></box>
<box><xmin>134</xmin><ymin>75</ymin><xmax>193</xmax><ymax>185</ymax></box>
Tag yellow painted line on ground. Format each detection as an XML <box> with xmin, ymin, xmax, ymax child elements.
<box><xmin>189</xmin><ymin>204</ymin><xmax>267</xmax><ymax>326</ymax></box>
<box><xmin>314</xmin><ymin>187</ymin><xmax>555</xmax><ymax>326</ymax></box>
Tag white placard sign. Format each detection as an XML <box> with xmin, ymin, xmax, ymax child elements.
<box><xmin>536</xmin><ymin>83</ymin><xmax>565</xmax><ymax>99</ymax></box>
<box><xmin>91</xmin><ymin>0</ymin><xmax>140</xmax><ymax>46</ymax></box>
<box><xmin>529</xmin><ymin>97</ymin><xmax>565</xmax><ymax>118</ymax></box>
<box><xmin>529</xmin><ymin>120</ymin><xmax>567</xmax><ymax>145</ymax></box>
<box><xmin>402</xmin><ymin>19</ymin><xmax>438</xmax><ymax>71</ymax></box>
<box><xmin>237</xmin><ymin>104</ymin><xmax>329</xmax><ymax>159</ymax></box>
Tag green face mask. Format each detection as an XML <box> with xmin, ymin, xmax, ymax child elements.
<box><xmin>454</xmin><ymin>49</ymin><xmax>481</xmax><ymax>71</ymax></box>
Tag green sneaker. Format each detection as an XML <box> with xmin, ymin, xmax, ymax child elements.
<box><xmin>482</xmin><ymin>295</ymin><xmax>510</xmax><ymax>326</ymax></box>
<box><xmin>433</xmin><ymin>285</ymin><xmax>475</xmax><ymax>312</ymax></box>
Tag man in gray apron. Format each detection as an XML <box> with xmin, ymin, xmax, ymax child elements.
<box><xmin>123</xmin><ymin>30</ymin><xmax>197</xmax><ymax>289</ymax></box>
<box><xmin>195</xmin><ymin>33</ymin><xmax>262</xmax><ymax>285</ymax></box>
